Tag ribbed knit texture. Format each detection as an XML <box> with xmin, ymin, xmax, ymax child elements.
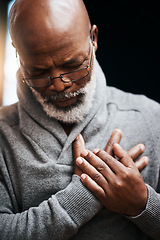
<box><xmin>0</xmin><ymin>60</ymin><xmax>160</xmax><ymax>239</ymax></box>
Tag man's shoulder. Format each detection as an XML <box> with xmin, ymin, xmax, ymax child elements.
<box><xmin>0</xmin><ymin>102</ymin><xmax>19</xmax><ymax>127</ymax></box>
<box><xmin>106</xmin><ymin>86</ymin><xmax>160</xmax><ymax>113</ymax></box>
<box><xmin>106</xmin><ymin>86</ymin><xmax>160</xmax><ymax>143</ymax></box>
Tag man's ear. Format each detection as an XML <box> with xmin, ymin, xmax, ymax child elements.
<box><xmin>91</xmin><ymin>25</ymin><xmax>98</xmax><ymax>52</ymax></box>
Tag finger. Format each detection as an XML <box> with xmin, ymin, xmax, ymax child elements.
<box><xmin>76</xmin><ymin>156</ymin><xmax>108</xmax><ymax>189</ymax></box>
<box><xmin>105</xmin><ymin>129</ymin><xmax>122</xmax><ymax>155</ymax></box>
<box><xmin>73</xmin><ymin>134</ymin><xmax>88</xmax><ymax>159</ymax></box>
<box><xmin>94</xmin><ymin>149</ymin><xmax>126</xmax><ymax>174</ymax></box>
<box><xmin>73</xmin><ymin>134</ymin><xmax>87</xmax><ymax>176</ymax></box>
<box><xmin>82</xmin><ymin>150</ymin><xmax>116</xmax><ymax>180</ymax></box>
<box><xmin>128</xmin><ymin>144</ymin><xmax>145</xmax><ymax>160</ymax></box>
<box><xmin>81</xmin><ymin>174</ymin><xmax>106</xmax><ymax>199</ymax></box>
<box><xmin>135</xmin><ymin>156</ymin><xmax>149</xmax><ymax>172</ymax></box>
<box><xmin>113</xmin><ymin>143</ymin><xmax>134</xmax><ymax>168</ymax></box>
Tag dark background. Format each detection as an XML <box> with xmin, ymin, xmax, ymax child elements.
<box><xmin>0</xmin><ymin>0</ymin><xmax>159</xmax><ymax>105</ymax></box>
<box><xmin>84</xmin><ymin>0</ymin><xmax>160</xmax><ymax>103</ymax></box>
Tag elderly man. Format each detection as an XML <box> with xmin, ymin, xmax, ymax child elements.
<box><xmin>0</xmin><ymin>0</ymin><xmax>160</xmax><ymax>239</ymax></box>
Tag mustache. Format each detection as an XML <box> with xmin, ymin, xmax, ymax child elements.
<box><xmin>43</xmin><ymin>88</ymin><xmax>86</xmax><ymax>102</ymax></box>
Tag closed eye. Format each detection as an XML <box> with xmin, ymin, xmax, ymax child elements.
<box><xmin>63</xmin><ymin>57</ymin><xmax>88</xmax><ymax>70</ymax></box>
<box><xmin>28</xmin><ymin>68</ymin><xmax>51</xmax><ymax>78</ymax></box>
<box><xmin>26</xmin><ymin>55</ymin><xmax>89</xmax><ymax>78</ymax></box>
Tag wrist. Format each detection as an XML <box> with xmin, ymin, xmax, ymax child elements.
<box><xmin>56</xmin><ymin>175</ymin><xmax>102</xmax><ymax>227</ymax></box>
<box><xmin>126</xmin><ymin>184</ymin><xmax>148</xmax><ymax>217</ymax></box>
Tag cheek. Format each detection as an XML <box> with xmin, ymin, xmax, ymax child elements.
<box><xmin>73</xmin><ymin>74</ymin><xmax>91</xmax><ymax>89</ymax></box>
<box><xmin>33</xmin><ymin>87</ymin><xmax>49</xmax><ymax>98</ymax></box>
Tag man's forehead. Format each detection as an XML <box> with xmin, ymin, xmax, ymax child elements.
<box><xmin>18</xmin><ymin>27</ymin><xmax>90</xmax><ymax>60</ymax></box>
<box><xmin>9</xmin><ymin>0</ymin><xmax>90</xmax><ymax>53</ymax></box>
<box><xmin>20</xmin><ymin>39</ymin><xmax>90</xmax><ymax>71</ymax></box>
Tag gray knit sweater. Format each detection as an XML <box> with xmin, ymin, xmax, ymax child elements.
<box><xmin>0</xmin><ymin>61</ymin><xmax>160</xmax><ymax>240</ymax></box>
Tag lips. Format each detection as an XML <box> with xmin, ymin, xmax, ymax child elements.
<box><xmin>54</xmin><ymin>96</ymin><xmax>78</xmax><ymax>107</ymax></box>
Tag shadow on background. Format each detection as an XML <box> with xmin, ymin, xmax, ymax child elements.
<box><xmin>84</xmin><ymin>0</ymin><xmax>160</xmax><ymax>103</ymax></box>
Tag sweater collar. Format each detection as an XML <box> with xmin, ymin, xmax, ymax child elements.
<box><xmin>17</xmin><ymin>60</ymin><xmax>108</xmax><ymax>146</ymax></box>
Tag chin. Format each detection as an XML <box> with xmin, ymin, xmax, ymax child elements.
<box><xmin>39</xmin><ymin>93</ymin><xmax>91</xmax><ymax>124</ymax></box>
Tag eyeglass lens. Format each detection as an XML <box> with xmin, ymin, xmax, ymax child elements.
<box><xmin>27</xmin><ymin>67</ymin><xmax>89</xmax><ymax>88</ymax></box>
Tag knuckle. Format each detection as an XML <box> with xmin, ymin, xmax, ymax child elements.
<box><xmin>113</xmin><ymin>179</ymin><xmax>122</xmax><ymax>189</ymax></box>
<box><xmin>103</xmin><ymin>153</ymin><xmax>113</xmax><ymax>163</ymax></box>
<box><xmin>96</xmin><ymin>162</ymin><xmax>106</xmax><ymax>172</ymax></box>
<box><xmin>112</xmin><ymin>179</ymin><xmax>123</xmax><ymax>192</ymax></box>
<box><xmin>120</xmin><ymin>169</ymin><xmax>133</xmax><ymax>181</ymax></box>
<box><xmin>106</xmin><ymin>154</ymin><xmax>113</xmax><ymax>161</ymax></box>
<box><xmin>123</xmin><ymin>152</ymin><xmax>128</xmax><ymax>159</ymax></box>
<box><xmin>121</xmin><ymin>170</ymin><xmax>129</xmax><ymax>180</ymax></box>
<box><xmin>112</xmin><ymin>172</ymin><xmax>131</xmax><ymax>189</ymax></box>
<box><xmin>93</xmin><ymin>173</ymin><xmax>102</xmax><ymax>182</ymax></box>
<box><xmin>107</xmin><ymin>141</ymin><xmax>114</xmax><ymax>148</ymax></box>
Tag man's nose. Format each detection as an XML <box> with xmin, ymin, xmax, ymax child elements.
<box><xmin>48</xmin><ymin>77</ymin><xmax>72</xmax><ymax>92</ymax></box>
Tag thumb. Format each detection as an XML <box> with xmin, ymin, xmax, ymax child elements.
<box><xmin>73</xmin><ymin>134</ymin><xmax>87</xmax><ymax>177</ymax></box>
<box><xmin>73</xmin><ymin>134</ymin><xmax>87</xmax><ymax>159</ymax></box>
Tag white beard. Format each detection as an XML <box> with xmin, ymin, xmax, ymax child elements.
<box><xmin>31</xmin><ymin>52</ymin><xmax>97</xmax><ymax>124</ymax></box>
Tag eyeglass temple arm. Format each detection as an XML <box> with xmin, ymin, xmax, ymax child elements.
<box><xmin>88</xmin><ymin>29</ymin><xmax>94</xmax><ymax>69</ymax></box>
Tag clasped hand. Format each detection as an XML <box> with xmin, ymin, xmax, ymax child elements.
<box><xmin>73</xmin><ymin>129</ymin><xmax>148</xmax><ymax>217</ymax></box>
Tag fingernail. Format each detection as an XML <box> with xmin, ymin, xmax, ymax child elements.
<box><xmin>114</xmin><ymin>129</ymin><xmax>122</xmax><ymax>135</ymax></box>
<box><xmin>144</xmin><ymin>157</ymin><xmax>149</xmax><ymax>164</ymax></box>
<box><xmin>113</xmin><ymin>143</ymin><xmax>119</xmax><ymax>147</ymax></box>
<box><xmin>81</xmin><ymin>174</ymin><xmax>86</xmax><ymax>180</ymax></box>
<box><xmin>81</xmin><ymin>149</ymin><xmax>88</xmax><ymax>157</ymax></box>
<box><xmin>76</xmin><ymin>134</ymin><xmax>81</xmax><ymax>140</ymax></box>
<box><xmin>139</xmin><ymin>144</ymin><xmax>145</xmax><ymax>151</ymax></box>
<box><xmin>76</xmin><ymin>157</ymin><xmax>83</xmax><ymax>165</ymax></box>
<box><xmin>93</xmin><ymin>148</ymin><xmax>100</xmax><ymax>154</ymax></box>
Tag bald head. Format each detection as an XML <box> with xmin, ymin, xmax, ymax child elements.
<box><xmin>9</xmin><ymin>0</ymin><xmax>91</xmax><ymax>54</ymax></box>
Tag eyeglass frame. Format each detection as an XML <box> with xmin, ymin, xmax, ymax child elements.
<box><xmin>19</xmin><ymin>30</ymin><xmax>94</xmax><ymax>88</ymax></box>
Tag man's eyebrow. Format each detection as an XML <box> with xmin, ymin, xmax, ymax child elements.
<box><xmin>30</xmin><ymin>66</ymin><xmax>49</xmax><ymax>72</ymax></box>
<box><xmin>63</xmin><ymin>57</ymin><xmax>81</xmax><ymax>65</ymax></box>
<box><xmin>63</xmin><ymin>54</ymin><xmax>87</xmax><ymax>66</ymax></box>
<box><xmin>29</xmin><ymin>53</ymin><xmax>86</xmax><ymax>72</ymax></box>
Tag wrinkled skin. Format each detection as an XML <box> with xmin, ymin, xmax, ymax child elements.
<box><xmin>74</xmin><ymin>129</ymin><xmax>148</xmax><ymax>216</ymax></box>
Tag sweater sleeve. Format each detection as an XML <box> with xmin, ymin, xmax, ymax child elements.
<box><xmin>0</xmin><ymin>174</ymin><xmax>102</xmax><ymax>240</ymax></box>
<box><xmin>127</xmin><ymin>184</ymin><xmax>160</xmax><ymax>240</ymax></box>
<box><xmin>127</xmin><ymin>97</ymin><xmax>160</xmax><ymax>240</ymax></box>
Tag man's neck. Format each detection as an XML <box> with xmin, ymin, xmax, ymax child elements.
<box><xmin>59</xmin><ymin>122</ymin><xmax>74</xmax><ymax>136</ymax></box>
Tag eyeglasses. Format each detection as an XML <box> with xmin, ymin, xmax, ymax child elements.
<box><xmin>20</xmin><ymin>30</ymin><xmax>94</xmax><ymax>88</ymax></box>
